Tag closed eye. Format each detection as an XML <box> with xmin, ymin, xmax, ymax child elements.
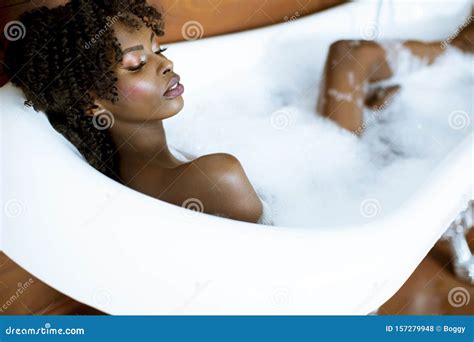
<box><xmin>126</xmin><ymin>61</ymin><xmax>146</xmax><ymax>72</ymax></box>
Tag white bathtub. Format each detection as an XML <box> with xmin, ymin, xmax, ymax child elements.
<box><xmin>1</xmin><ymin>1</ymin><xmax>473</xmax><ymax>314</ymax></box>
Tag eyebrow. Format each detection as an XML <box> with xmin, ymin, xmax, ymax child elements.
<box><xmin>121</xmin><ymin>33</ymin><xmax>155</xmax><ymax>55</ymax></box>
<box><xmin>122</xmin><ymin>45</ymin><xmax>144</xmax><ymax>54</ymax></box>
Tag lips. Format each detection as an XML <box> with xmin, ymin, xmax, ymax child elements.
<box><xmin>163</xmin><ymin>75</ymin><xmax>184</xmax><ymax>99</ymax></box>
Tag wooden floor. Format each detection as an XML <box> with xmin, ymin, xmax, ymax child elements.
<box><xmin>380</xmin><ymin>228</ymin><xmax>474</xmax><ymax>315</ymax></box>
<box><xmin>0</xmin><ymin>228</ymin><xmax>473</xmax><ymax>315</ymax></box>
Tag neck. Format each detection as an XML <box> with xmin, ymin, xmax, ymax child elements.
<box><xmin>108</xmin><ymin>119</ymin><xmax>180</xmax><ymax>175</ymax></box>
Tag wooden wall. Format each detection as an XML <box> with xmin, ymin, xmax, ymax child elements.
<box><xmin>0</xmin><ymin>0</ymin><xmax>345</xmax><ymax>86</ymax></box>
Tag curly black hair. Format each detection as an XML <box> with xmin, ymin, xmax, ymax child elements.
<box><xmin>4</xmin><ymin>0</ymin><xmax>165</xmax><ymax>181</ymax></box>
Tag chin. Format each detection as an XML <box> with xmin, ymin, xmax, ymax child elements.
<box><xmin>161</xmin><ymin>96</ymin><xmax>184</xmax><ymax>119</ymax></box>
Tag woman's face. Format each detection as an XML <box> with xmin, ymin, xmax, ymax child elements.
<box><xmin>96</xmin><ymin>21</ymin><xmax>184</xmax><ymax>122</ymax></box>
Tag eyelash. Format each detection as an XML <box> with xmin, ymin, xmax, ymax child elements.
<box><xmin>126</xmin><ymin>47</ymin><xmax>168</xmax><ymax>72</ymax></box>
<box><xmin>156</xmin><ymin>47</ymin><xmax>167</xmax><ymax>54</ymax></box>
<box><xmin>127</xmin><ymin>61</ymin><xmax>146</xmax><ymax>72</ymax></box>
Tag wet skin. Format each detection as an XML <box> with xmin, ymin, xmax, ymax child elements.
<box><xmin>87</xmin><ymin>15</ymin><xmax>473</xmax><ymax>223</ymax></box>
<box><xmin>317</xmin><ymin>19</ymin><xmax>474</xmax><ymax>134</ymax></box>
<box><xmin>91</xmin><ymin>21</ymin><xmax>263</xmax><ymax>223</ymax></box>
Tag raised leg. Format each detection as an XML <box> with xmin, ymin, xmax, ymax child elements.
<box><xmin>316</xmin><ymin>38</ymin><xmax>451</xmax><ymax>135</ymax></box>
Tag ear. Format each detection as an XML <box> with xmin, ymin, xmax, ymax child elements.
<box><xmin>85</xmin><ymin>100</ymin><xmax>108</xmax><ymax>117</ymax></box>
<box><xmin>85</xmin><ymin>100</ymin><xmax>116</xmax><ymax>130</ymax></box>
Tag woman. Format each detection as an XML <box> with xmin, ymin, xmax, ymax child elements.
<box><xmin>5</xmin><ymin>0</ymin><xmax>472</xmax><ymax>223</ymax></box>
<box><xmin>5</xmin><ymin>0</ymin><xmax>263</xmax><ymax>223</ymax></box>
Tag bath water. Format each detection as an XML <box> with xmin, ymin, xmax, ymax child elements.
<box><xmin>165</xmin><ymin>43</ymin><xmax>473</xmax><ymax>227</ymax></box>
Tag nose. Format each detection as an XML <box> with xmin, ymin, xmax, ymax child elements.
<box><xmin>159</xmin><ymin>58</ymin><xmax>173</xmax><ymax>76</ymax></box>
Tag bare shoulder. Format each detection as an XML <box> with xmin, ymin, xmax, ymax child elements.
<box><xmin>192</xmin><ymin>153</ymin><xmax>263</xmax><ymax>222</ymax></box>
<box><xmin>191</xmin><ymin>153</ymin><xmax>245</xmax><ymax>182</ymax></box>
<box><xmin>161</xmin><ymin>153</ymin><xmax>263</xmax><ymax>223</ymax></box>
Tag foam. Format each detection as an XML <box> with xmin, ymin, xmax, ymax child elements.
<box><xmin>165</xmin><ymin>43</ymin><xmax>473</xmax><ymax>227</ymax></box>
<box><xmin>379</xmin><ymin>40</ymin><xmax>431</xmax><ymax>77</ymax></box>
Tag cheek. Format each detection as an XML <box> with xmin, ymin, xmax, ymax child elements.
<box><xmin>117</xmin><ymin>78</ymin><xmax>159</xmax><ymax>102</ymax></box>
